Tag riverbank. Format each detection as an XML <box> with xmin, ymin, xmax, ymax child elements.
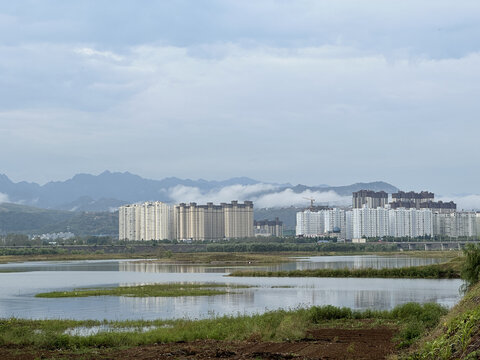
<box><xmin>229</xmin><ymin>257</ymin><xmax>463</xmax><ymax>279</ymax></box>
<box><xmin>0</xmin><ymin>302</ymin><xmax>447</xmax><ymax>359</ymax></box>
<box><xmin>0</xmin><ymin>245</ymin><xmax>460</xmax><ymax>265</ymax></box>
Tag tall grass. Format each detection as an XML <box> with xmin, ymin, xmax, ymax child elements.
<box><xmin>230</xmin><ymin>263</ymin><xmax>460</xmax><ymax>279</ymax></box>
<box><xmin>0</xmin><ymin>303</ymin><xmax>447</xmax><ymax>351</ymax></box>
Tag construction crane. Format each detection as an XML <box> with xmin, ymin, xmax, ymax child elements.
<box><xmin>303</xmin><ymin>197</ymin><xmax>315</xmax><ymax>210</ymax></box>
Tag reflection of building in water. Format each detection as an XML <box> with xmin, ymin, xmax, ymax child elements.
<box><xmin>119</xmin><ymin>262</ymin><xmax>213</xmax><ymax>273</ymax></box>
<box><xmin>119</xmin><ymin>202</ymin><xmax>174</xmax><ymax>241</ymax></box>
<box><xmin>354</xmin><ymin>290</ymin><xmax>390</xmax><ymax>309</ymax></box>
<box><xmin>118</xmin><ymin>283</ymin><xmax>256</xmax><ymax>311</ymax></box>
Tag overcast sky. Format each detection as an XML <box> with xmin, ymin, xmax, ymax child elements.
<box><xmin>0</xmin><ymin>0</ymin><xmax>479</xmax><ymax>195</ymax></box>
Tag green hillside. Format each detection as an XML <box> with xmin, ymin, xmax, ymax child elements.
<box><xmin>0</xmin><ymin>203</ymin><xmax>118</xmax><ymax>236</ymax></box>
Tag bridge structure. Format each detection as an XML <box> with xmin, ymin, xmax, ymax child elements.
<box><xmin>391</xmin><ymin>241</ymin><xmax>480</xmax><ymax>251</ymax></box>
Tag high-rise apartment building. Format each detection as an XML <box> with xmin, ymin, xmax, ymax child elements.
<box><xmin>296</xmin><ymin>208</ymin><xmax>345</xmax><ymax>237</ymax></box>
<box><xmin>174</xmin><ymin>201</ymin><xmax>253</xmax><ymax>241</ymax></box>
<box><xmin>433</xmin><ymin>212</ymin><xmax>478</xmax><ymax>238</ymax></box>
<box><xmin>119</xmin><ymin>201</ymin><xmax>173</xmax><ymax>241</ymax></box>
<box><xmin>348</xmin><ymin>206</ymin><xmax>389</xmax><ymax>239</ymax></box>
<box><xmin>352</xmin><ymin>190</ymin><xmax>388</xmax><ymax>209</ymax></box>
<box><xmin>388</xmin><ymin>208</ymin><xmax>433</xmax><ymax>238</ymax></box>
<box><xmin>224</xmin><ymin>201</ymin><xmax>254</xmax><ymax>239</ymax></box>
<box><xmin>345</xmin><ymin>207</ymin><xmax>432</xmax><ymax>239</ymax></box>
<box><xmin>390</xmin><ymin>191</ymin><xmax>456</xmax><ymax>213</ymax></box>
<box><xmin>391</xmin><ymin>191</ymin><xmax>434</xmax><ymax>208</ymax></box>
<box><xmin>254</xmin><ymin>218</ymin><xmax>283</xmax><ymax>237</ymax></box>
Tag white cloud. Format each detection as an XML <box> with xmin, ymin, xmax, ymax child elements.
<box><xmin>74</xmin><ymin>47</ymin><xmax>124</xmax><ymax>62</ymax></box>
<box><xmin>168</xmin><ymin>183</ymin><xmax>278</xmax><ymax>204</ymax></box>
<box><xmin>0</xmin><ymin>192</ymin><xmax>9</xmax><ymax>203</ymax></box>
<box><xmin>254</xmin><ymin>189</ymin><xmax>350</xmax><ymax>208</ymax></box>
<box><xmin>168</xmin><ymin>184</ymin><xmax>349</xmax><ymax>209</ymax></box>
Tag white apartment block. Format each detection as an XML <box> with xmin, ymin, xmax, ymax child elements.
<box><xmin>344</xmin><ymin>207</ymin><xmax>432</xmax><ymax>240</ymax></box>
<box><xmin>433</xmin><ymin>212</ymin><xmax>479</xmax><ymax>238</ymax></box>
<box><xmin>388</xmin><ymin>208</ymin><xmax>433</xmax><ymax>238</ymax></box>
<box><xmin>296</xmin><ymin>209</ymin><xmax>345</xmax><ymax>237</ymax></box>
<box><xmin>349</xmin><ymin>207</ymin><xmax>389</xmax><ymax>239</ymax></box>
<box><xmin>119</xmin><ymin>201</ymin><xmax>173</xmax><ymax>241</ymax></box>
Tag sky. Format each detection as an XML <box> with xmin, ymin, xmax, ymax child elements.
<box><xmin>0</xmin><ymin>0</ymin><xmax>480</xmax><ymax>195</ymax></box>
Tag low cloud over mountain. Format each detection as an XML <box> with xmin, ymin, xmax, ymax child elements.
<box><xmin>0</xmin><ymin>171</ymin><xmax>400</xmax><ymax>211</ymax></box>
<box><xmin>0</xmin><ymin>193</ymin><xmax>9</xmax><ymax>204</ymax></box>
<box><xmin>168</xmin><ymin>185</ymin><xmax>351</xmax><ymax>208</ymax></box>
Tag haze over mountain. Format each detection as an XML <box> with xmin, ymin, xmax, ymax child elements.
<box><xmin>0</xmin><ymin>171</ymin><xmax>399</xmax><ymax>212</ymax></box>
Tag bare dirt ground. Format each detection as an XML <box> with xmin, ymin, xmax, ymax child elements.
<box><xmin>0</xmin><ymin>327</ymin><xmax>396</xmax><ymax>360</ymax></box>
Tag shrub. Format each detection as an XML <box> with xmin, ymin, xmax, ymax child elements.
<box><xmin>308</xmin><ymin>305</ymin><xmax>352</xmax><ymax>322</ymax></box>
<box><xmin>461</xmin><ymin>243</ymin><xmax>480</xmax><ymax>290</ymax></box>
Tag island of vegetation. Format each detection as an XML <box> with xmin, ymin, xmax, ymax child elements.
<box><xmin>229</xmin><ymin>258</ymin><xmax>462</xmax><ymax>279</ymax></box>
<box><xmin>35</xmin><ymin>283</ymin><xmax>250</xmax><ymax>298</ymax></box>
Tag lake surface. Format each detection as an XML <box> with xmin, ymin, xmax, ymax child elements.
<box><xmin>0</xmin><ymin>255</ymin><xmax>462</xmax><ymax>320</ymax></box>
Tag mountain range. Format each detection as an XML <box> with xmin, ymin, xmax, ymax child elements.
<box><xmin>0</xmin><ymin>171</ymin><xmax>399</xmax><ymax>212</ymax></box>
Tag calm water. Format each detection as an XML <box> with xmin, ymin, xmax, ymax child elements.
<box><xmin>0</xmin><ymin>256</ymin><xmax>462</xmax><ymax>320</ymax></box>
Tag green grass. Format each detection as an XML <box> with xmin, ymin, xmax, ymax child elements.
<box><xmin>405</xmin><ymin>280</ymin><xmax>480</xmax><ymax>359</ymax></box>
<box><xmin>229</xmin><ymin>261</ymin><xmax>461</xmax><ymax>279</ymax></box>
<box><xmin>0</xmin><ymin>249</ymin><xmax>458</xmax><ymax>265</ymax></box>
<box><xmin>35</xmin><ymin>283</ymin><xmax>251</xmax><ymax>298</ymax></box>
<box><xmin>0</xmin><ymin>303</ymin><xmax>447</xmax><ymax>352</ymax></box>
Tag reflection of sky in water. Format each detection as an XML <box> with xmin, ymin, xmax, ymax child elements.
<box><xmin>119</xmin><ymin>256</ymin><xmax>447</xmax><ymax>273</ymax></box>
<box><xmin>0</xmin><ymin>256</ymin><xmax>462</xmax><ymax>320</ymax></box>
<box><xmin>0</xmin><ymin>255</ymin><xmax>447</xmax><ymax>274</ymax></box>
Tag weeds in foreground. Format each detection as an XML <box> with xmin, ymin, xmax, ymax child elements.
<box><xmin>406</xmin><ymin>275</ymin><xmax>480</xmax><ymax>360</ymax></box>
<box><xmin>0</xmin><ymin>303</ymin><xmax>447</xmax><ymax>352</ymax></box>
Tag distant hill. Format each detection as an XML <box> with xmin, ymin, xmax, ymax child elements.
<box><xmin>0</xmin><ymin>203</ymin><xmax>117</xmax><ymax>236</ymax></box>
<box><xmin>289</xmin><ymin>181</ymin><xmax>399</xmax><ymax>196</ymax></box>
<box><xmin>0</xmin><ymin>171</ymin><xmax>399</xmax><ymax>212</ymax></box>
<box><xmin>0</xmin><ymin>176</ymin><xmax>399</xmax><ymax>235</ymax></box>
<box><xmin>254</xmin><ymin>207</ymin><xmax>302</xmax><ymax>230</ymax></box>
<box><xmin>0</xmin><ymin>171</ymin><xmax>265</xmax><ymax>210</ymax></box>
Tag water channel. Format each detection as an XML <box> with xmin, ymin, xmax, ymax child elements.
<box><xmin>0</xmin><ymin>255</ymin><xmax>463</xmax><ymax>320</ymax></box>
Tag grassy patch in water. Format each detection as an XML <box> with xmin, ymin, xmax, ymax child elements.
<box><xmin>229</xmin><ymin>260</ymin><xmax>461</xmax><ymax>279</ymax></box>
<box><xmin>35</xmin><ymin>283</ymin><xmax>250</xmax><ymax>298</ymax></box>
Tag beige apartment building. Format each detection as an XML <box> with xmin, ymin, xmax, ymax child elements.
<box><xmin>174</xmin><ymin>201</ymin><xmax>254</xmax><ymax>241</ymax></box>
<box><xmin>120</xmin><ymin>200</ymin><xmax>254</xmax><ymax>241</ymax></box>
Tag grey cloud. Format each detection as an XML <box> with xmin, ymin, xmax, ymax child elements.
<box><xmin>1</xmin><ymin>1</ymin><xmax>480</xmax><ymax>57</ymax></box>
<box><xmin>1</xmin><ymin>1</ymin><xmax>480</xmax><ymax>193</ymax></box>
<box><xmin>1</xmin><ymin>43</ymin><xmax>480</xmax><ymax>191</ymax></box>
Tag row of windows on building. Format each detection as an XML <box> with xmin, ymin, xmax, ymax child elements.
<box><xmin>119</xmin><ymin>201</ymin><xmax>255</xmax><ymax>241</ymax></box>
<box><xmin>296</xmin><ymin>207</ymin><xmax>480</xmax><ymax>239</ymax></box>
